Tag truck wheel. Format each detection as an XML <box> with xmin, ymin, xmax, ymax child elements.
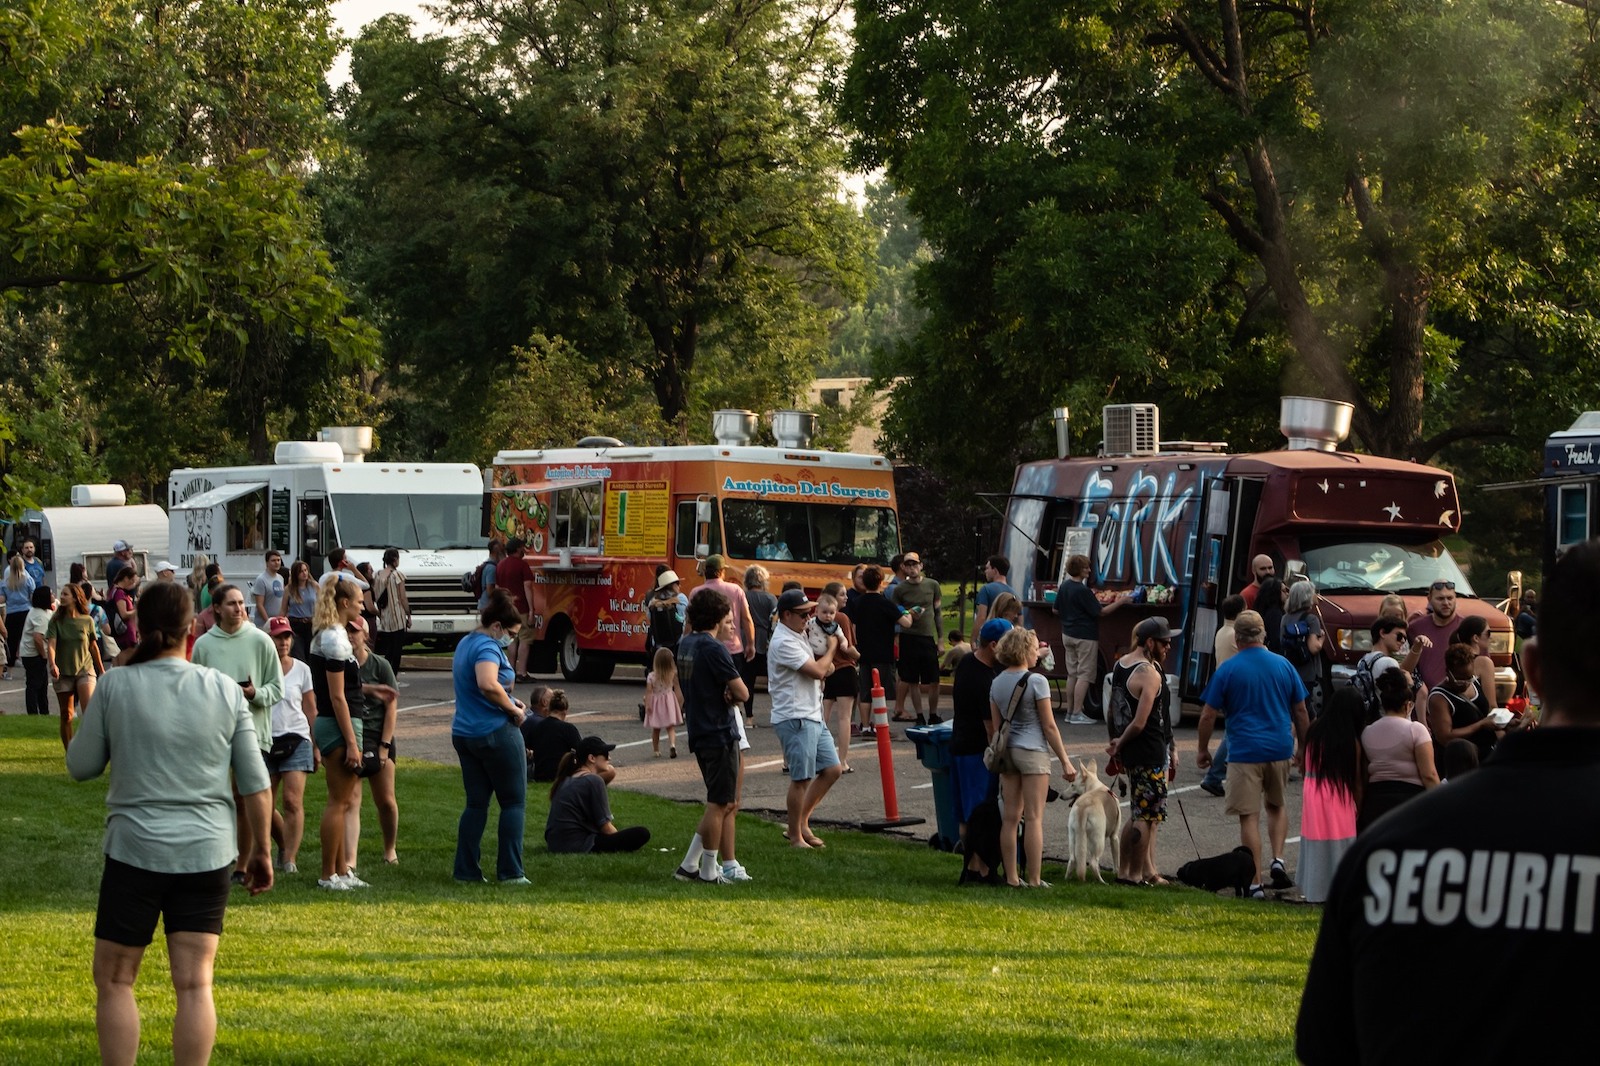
<box><xmin>559</xmin><ymin>624</ymin><xmax>615</xmax><ymax>683</ymax></box>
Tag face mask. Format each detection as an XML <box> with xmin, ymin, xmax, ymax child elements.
<box><xmin>495</xmin><ymin>632</ymin><xmax>515</xmax><ymax>650</ymax></box>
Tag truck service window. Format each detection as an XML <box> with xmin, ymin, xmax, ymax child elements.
<box><xmin>330</xmin><ymin>494</ymin><xmax>485</xmax><ymax>551</ymax></box>
<box><xmin>552</xmin><ymin>484</ymin><xmax>602</xmax><ymax>551</ymax></box>
<box><xmin>721</xmin><ymin>501</ymin><xmax>898</xmax><ymax>565</ymax></box>
<box><xmin>1299</xmin><ymin>539</ymin><xmax>1476</xmax><ymax>597</ymax></box>
<box><xmin>226</xmin><ymin>490</ymin><xmax>268</xmax><ymax>552</ymax></box>
<box><xmin>1558</xmin><ymin>485</ymin><xmax>1590</xmax><ymax>549</ymax></box>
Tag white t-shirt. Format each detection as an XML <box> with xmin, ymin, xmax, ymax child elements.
<box><xmin>767</xmin><ymin>621</ymin><xmax>823</xmax><ymax>725</ymax></box>
<box><xmin>270</xmin><ymin>658</ymin><xmax>314</xmax><ymax>739</ymax></box>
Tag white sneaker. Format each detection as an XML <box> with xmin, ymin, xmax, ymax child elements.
<box><xmin>317</xmin><ymin>877</ymin><xmax>354</xmax><ymax>891</ymax></box>
<box><xmin>721</xmin><ymin>862</ymin><xmax>753</xmax><ymax>883</ymax></box>
<box><xmin>338</xmin><ymin>872</ymin><xmax>370</xmax><ymax>889</ymax></box>
<box><xmin>1066</xmin><ymin>712</ymin><xmax>1094</xmax><ymax>725</ymax></box>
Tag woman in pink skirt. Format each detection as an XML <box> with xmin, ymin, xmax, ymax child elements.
<box><xmin>1298</xmin><ymin>688</ymin><xmax>1365</xmax><ymax>903</ymax></box>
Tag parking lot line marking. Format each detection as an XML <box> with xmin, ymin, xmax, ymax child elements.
<box><xmin>746</xmin><ymin>759</ymin><xmax>784</xmax><ymax>771</ymax></box>
<box><xmin>613</xmin><ymin>738</ymin><xmax>653</xmax><ymax>750</ymax></box>
<box><xmin>399</xmin><ymin>699</ymin><xmax>456</xmax><ymax>713</ymax></box>
<box><xmin>911</xmin><ymin>782</ymin><xmax>934</xmax><ymax>790</ymax></box>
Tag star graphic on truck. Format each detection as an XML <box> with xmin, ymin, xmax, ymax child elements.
<box><xmin>1383</xmin><ymin>502</ymin><xmax>1403</xmax><ymax>521</ymax></box>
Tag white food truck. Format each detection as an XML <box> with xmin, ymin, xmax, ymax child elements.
<box><xmin>168</xmin><ymin>428</ymin><xmax>487</xmax><ymax>644</ymax></box>
<box><xmin>5</xmin><ymin>484</ymin><xmax>169</xmax><ymax>590</ymax></box>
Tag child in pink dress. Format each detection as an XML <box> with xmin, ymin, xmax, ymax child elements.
<box><xmin>644</xmin><ymin>647</ymin><xmax>685</xmax><ymax>758</ymax></box>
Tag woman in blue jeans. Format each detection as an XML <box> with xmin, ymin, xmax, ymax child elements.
<box><xmin>451</xmin><ymin>590</ymin><xmax>530</xmax><ymax>884</ymax></box>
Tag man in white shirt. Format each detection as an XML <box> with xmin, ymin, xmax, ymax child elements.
<box><xmin>767</xmin><ymin>589</ymin><xmax>840</xmax><ymax>849</ymax></box>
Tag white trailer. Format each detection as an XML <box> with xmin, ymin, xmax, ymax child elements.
<box><xmin>5</xmin><ymin>484</ymin><xmax>169</xmax><ymax>591</ymax></box>
<box><xmin>168</xmin><ymin>428</ymin><xmax>486</xmax><ymax>643</ymax></box>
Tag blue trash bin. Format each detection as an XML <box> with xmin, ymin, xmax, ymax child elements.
<box><xmin>906</xmin><ymin>723</ymin><xmax>959</xmax><ymax>852</ymax></box>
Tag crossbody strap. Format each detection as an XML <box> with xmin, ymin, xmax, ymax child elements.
<box><xmin>1001</xmin><ymin>674</ymin><xmax>1029</xmax><ymax>724</ymax></box>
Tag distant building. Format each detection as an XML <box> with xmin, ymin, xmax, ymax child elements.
<box><xmin>807</xmin><ymin>376</ymin><xmax>901</xmax><ymax>456</ymax></box>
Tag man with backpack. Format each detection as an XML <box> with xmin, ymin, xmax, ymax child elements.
<box><xmin>468</xmin><ymin>539</ymin><xmax>505</xmax><ymax>611</ymax></box>
<box><xmin>1353</xmin><ymin>618</ymin><xmax>1426</xmax><ymax>724</ymax></box>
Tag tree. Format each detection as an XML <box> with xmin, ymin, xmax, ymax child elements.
<box><xmin>330</xmin><ymin>0</ymin><xmax>867</xmax><ymax>458</ymax></box>
<box><xmin>842</xmin><ymin>0</ymin><xmax>1600</xmax><ymax>473</ymax></box>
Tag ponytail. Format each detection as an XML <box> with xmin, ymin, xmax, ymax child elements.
<box><xmin>550</xmin><ymin>749</ymin><xmax>581</xmax><ymax>800</ymax></box>
<box><xmin>126</xmin><ymin>582</ymin><xmax>193</xmax><ymax>666</ymax></box>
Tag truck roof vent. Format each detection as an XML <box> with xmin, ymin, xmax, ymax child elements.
<box><xmin>318</xmin><ymin>426</ymin><xmax>373</xmax><ymax>463</ymax></box>
<box><xmin>575</xmin><ymin>436</ymin><xmax>624</xmax><ymax>448</ymax></box>
<box><xmin>771</xmin><ymin>409</ymin><xmax>817</xmax><ymax>449</ymax></box>
<box><xmin>71</xmin><ymin>484</ymin><xmax>127</xmax><ymax>508</ymax></box>
<box><xmin>1103</xmin><ymin>404</ymin><xmax>1160</xmax><ymax>456</ymax></box>
<box><xmin>712</xmin><ymin>409</ymin><xmax>758</xmax><ymax>446</ymax></box>
<box><xmin>1279</xmin><ymin>397</ymin><xmax>1352</xmax><ymax>452</ymax></box>
<box><xmin>275</xmin><ymin>440</ymin><xmax>345</xmax><ymax>465</ymax></box>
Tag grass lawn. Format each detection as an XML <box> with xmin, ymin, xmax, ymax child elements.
<box><xmin>0</xmin><ymin>716</ymin><xmax>1319</xmax><ymax>1063</ymax></box>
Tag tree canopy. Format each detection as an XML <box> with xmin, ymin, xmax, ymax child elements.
<box><xmin>841</xmin><ymin>0</ymin><xmax>1600</xmax><ymax>489</ymax></box>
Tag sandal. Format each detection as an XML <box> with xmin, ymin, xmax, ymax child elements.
<box><xmin>891</xmin><ymin>713</ymin><xmax>916</xmax><ymax>722</ymax></box>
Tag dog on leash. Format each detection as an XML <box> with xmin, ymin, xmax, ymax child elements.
<box><xmin>1065</xmin><ymin>756</ymin><xmax>1122</xmax><ymax>882</ymax></box>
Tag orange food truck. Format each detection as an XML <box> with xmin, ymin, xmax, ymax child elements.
<box><xmin>1002</xmin><ymin>398</ymin><xmax>1515</xmax><ymax>712</ymax></box>
<box><xmin>488</xmin><ymin>410</ymin><xmax>900</xmax><ymax>680</ymax></box>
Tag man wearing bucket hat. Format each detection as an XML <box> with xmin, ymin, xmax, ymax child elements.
<box><xmin>1196</xmin><ymin>609</ymin><xmax>1309</xmax><ymax>898</ymax></box>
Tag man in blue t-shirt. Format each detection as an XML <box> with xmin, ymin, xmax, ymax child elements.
<box><xmin>970</xmin><ymin>555</ymin><xmax>1013</xmax><ymax>646</ymax></box>
<box><xmin>671</xmin><ymin>588</ymin><xmax>748</xmax><ymax>886</ymax></box>
<box><xmin>1195</xmin><ymin>609</ymin><xmax>1308</xmax><ymax>898</ymax></box>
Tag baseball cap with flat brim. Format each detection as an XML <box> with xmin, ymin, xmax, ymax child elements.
<box><xmin>777</xmin><ymin>588</ymin><xmax>816</xmax><ymax>614</ymax></box>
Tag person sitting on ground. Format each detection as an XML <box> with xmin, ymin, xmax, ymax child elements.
<box><xmin>526</xmin><ymin>690</ymin><xmax>614</xmax><ymax>783</ymax></box>
<box><xmin>544</xmin><ymin>737</ymin><xmax>651</xmax><ymax>854</ymax></box>
<box><xmin>940</xmin><ymin>630</ymin><xmax>972</xmax><ymax>673</ymax></box>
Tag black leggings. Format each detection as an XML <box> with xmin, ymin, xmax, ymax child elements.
<box><xmin>5</xmin><ymin>611</ymin><xmax>26</xmax><ymax>670</ymax></box>
<box><xmin>22</xmin><ymin>656</ymin><xmax>49</xmax><ymax>715</ymax></box>
<box><xmin>591</xmin><ymin>826</ymin><xmax>651</xmax><ymax>853</ymax></box>
<box><xmin>376</xmin><ymin>630</ymin><xmax>407</xmax><ymax>677</ymax></box>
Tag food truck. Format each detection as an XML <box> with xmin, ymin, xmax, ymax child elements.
<box><xmin>1482</xmin><ymin>410</ymin><xmax>1600</xmax><ymax>575</ymax></box>
<box><xmin>489</xmin><ymin>410</ymin><xmax>900</xmax><ymax>680</ymax></box>
<box><xmin>1001</xmin><ymin>398</ymin><xmax>1514</xmax><ymax>712</ymax></box>
<box><xmin>169</xmin><ymin>427</ymin><xmax>486</xmax><ymax>643</ymax></box>
<box><xmin>5</xmin><ymin>484</ymin><xmax>169</xmax><ymax>589</ymax></box>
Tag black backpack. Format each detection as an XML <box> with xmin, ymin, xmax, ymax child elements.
<box><xmin>1282</xmin><ymin>618</ymin><xmax>1314</xmax><ymax>665</ymax></box>
<box><xmin>646</xmin><ymin>596</ymin><xmax>684</xmax><ymax>653</ymax></box>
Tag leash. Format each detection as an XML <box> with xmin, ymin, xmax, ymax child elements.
<box><xmin>1173</xmin><ymin>796</ymin><xmax>1204</xmax><ymax>861</ymax></box>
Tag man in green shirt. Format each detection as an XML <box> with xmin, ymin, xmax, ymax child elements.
<box><xmin>889</xmin><ymin>552</ymin><xmax>943</xmax><ymax>725</ymax></box>
<box><xmin>192</xmin><ymin>584</ymin><xmax>285</xmax><ymax>878</ymax></box>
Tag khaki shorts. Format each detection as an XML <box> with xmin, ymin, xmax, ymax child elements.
<box><xmin>1005</xmin><ymin>746</ymin><xmax>1053</xmax><ymax>776</ymax></box>
<box><xmin>1225</xmin><ymin>760</ymin><xmax>1290</xmax><ymax>816</ymax></box>
<box><xmin>1062</xmin><ymin>636</ymin><xmax>1098</xmax><ymax>679</ymax></box>
<box><xmin>516</xmin><ymin>608</ymin><xmax>539</xmax><ymax>645</ymax></box>
<box><xmin>54</xmin><ymin>672</ymin><xmax>93</xmax><ymax>695</ymax></box>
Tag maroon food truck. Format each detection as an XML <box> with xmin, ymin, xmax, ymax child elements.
<box><xmin>1001</xmin><ymin>398</ymin><xmax>1514</xmax><ymax>713</ymax></box>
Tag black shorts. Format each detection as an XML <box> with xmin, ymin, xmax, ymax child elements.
<box><xmin>695</xmin><ymin>740</ymin><xmax>741</xmax><ymax>806</ymax></box>
<box><xmin>824</xmin><ymin>664</ymin><xmax>859</xmax><ymax>701</ymax></box>
<box><xmin>898</xmin><ymin>634</ymin><xmax>940</xmax><ymax>685</ymax></box>
<box><xmin>856</xmin><ymin>660</ymin><xmax>896</xmax><ymax>706</ymax></box>
<box><xmin>94</xmin><ymin>856</ymin><xmax>233</xmax><ymax>947</ymax></box>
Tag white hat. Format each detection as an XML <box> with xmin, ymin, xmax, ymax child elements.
<box><xmin>155</xmin><ymin>560</ymin><xmax>176</xmax><ymax>573</ymax></box>
<box><xmin>656</xmin><ymin>569</ymin><xmax>681</xmax><ymax>590</ymax></box>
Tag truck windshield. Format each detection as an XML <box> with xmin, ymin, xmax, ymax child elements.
<box><xmin>1300</xmin><ymin>539</ymin><xmax>1477</xmax><ymax>597</ymax></box>
<box><xmin>721</xmin><ymin>501</ymin><xmax>899</xmax><ymax>565</ymax></box>
<box><xmin>330</xmin><ymin>494</ymin><xmax>487</xmax><ymax>551</ymax></box>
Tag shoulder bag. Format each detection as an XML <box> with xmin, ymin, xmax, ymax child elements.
<box><xmin>983</xmin><ymin>674</ymin><xmax>1030</xmax><ymax>774</ymax></box>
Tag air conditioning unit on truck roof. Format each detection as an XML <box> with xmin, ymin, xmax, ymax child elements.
<box><xmin>1103</xmin><ymin>403</ymin><xmax>1160</xmax><ymax>456</ymax></box>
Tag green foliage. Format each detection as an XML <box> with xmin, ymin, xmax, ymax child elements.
<box><xmin>842</xmin><ymin>0</ymin><xmax>1600</xmax><ymax>493</ymax></box>
<box><xmin>0</xmin><ymin>718</ymin><xmax>1318</xmax><ymax>1063</ymax></box>
<box><xmin>329</xmin><ymin>0</ymin><xmax>869</xmax><ymax>457</ymax></box>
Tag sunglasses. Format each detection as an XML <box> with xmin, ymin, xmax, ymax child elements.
<box><xmin>1430</xmin><ymin>581</ymin><xmax>1456</xmax><ymax>591</ymax></box>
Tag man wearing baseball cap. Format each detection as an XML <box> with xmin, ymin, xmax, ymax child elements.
<box><xmin>104</xmin><ymin>539</ymin><xmax>135</xmax><ymax>590</ymax></box>
<box><xmin>767</xmin><ymin>588</ymin><xmax>842</xmax><ymax>848</ymax></box>
<box><xmin>1196</xmin><ymin>609</ymin><xmax>1309</xmax><ymax>898</ymax></box>
<box><xmin>1106</xmin><ymin>616</ymin><xmax>1179</xmax><ymax>885</ymax></box>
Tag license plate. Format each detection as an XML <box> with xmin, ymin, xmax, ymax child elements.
<box><xmin>432</xmin><ymin>620</ymin><xmax>453</xmax><ymax>632</ymax></box>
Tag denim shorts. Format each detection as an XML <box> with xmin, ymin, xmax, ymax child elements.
<box><xmin>266</xmin><ymin>735</ymin><xmax>315</xmax><ymax>774</ymax></box>
<box><xmin>775</xmin><ymin>717</ymin><xmax>839</xmax><ymax>781</ymax></box>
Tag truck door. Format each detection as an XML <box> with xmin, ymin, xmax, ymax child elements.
<box><xmin>299</xmin><ymin>493</ymin><xmax>329</xmax><ymax>576</ymax></box>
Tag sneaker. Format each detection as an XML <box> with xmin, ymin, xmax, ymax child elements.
<box><xmin>927</xmin><ymin>713</ymin><xmax>943</xmax><ymax>725</ymax></box>
<box><xmin>339</xmin><ymin>873</ymin><xmax>370</xmax><ymax>889</ymax></box>
<box><xmin>1269</xmin><ymin>859</ymin><xmax>1294</xmax><ymax>891</ymax></box>
<box><xmin>1025</xmin><ymin>880</ymin><xmax>1053</xmax><ymax>889</ymax></box>
<box><xmin>721</xmin><ymin>862</ymin><xmax>753</xmax><ymax>883</ymax></box>
<box><xmin>1066</xmin><ymin>712</ymin><xmax>1094</xmax><ymax>725</ymax></box>
<box><xmin>1246</xmin><ymin>884</ymin><xmax>1266</xmax><ymax>900</ymax></box>
<box><xmin>317</xmin><ymin>877</ymin><xmax>354</xmax><ymax>891</ymax></box>
<box><xmin>500</xmin><ymin>876</ymin><xmax>533</xmax><ymax>886</ymax></box>
<box><xmin>669</xmin><ymin>745</ymin><xmax>677</xmax><ymax>758</ymax></box>
<box><xmin>672</xmin><ymin>865</ymin><xmax>699</xmax><ymax>882</ymax></box>
<box><xmin>281</xmin><ymin>861</ymin><xmax>298</xmax><ymax>874</ymax></box>
<box><xmin>1200</xmin><ymin>780</ymin><xmax>1225</xmax><ymax>797</ymax></box>
<box><xmin>653</xmin><ymin>750</ymin><xmax>662</xmax><ymax>758</ymax></box>
<box><xmin>697</xmin><ymin>870</ymin><xmax>731</xmax><ymax>885</ymax></box>
<box><xmin>914</xmin><ymin>714</ymin><xmax>927</xmax><ymax>726</ymax></box>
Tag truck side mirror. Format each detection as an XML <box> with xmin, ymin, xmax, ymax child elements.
<box><xmin>1284</xmin><ymin>559</ymin><xmax>1307</xmax><ymax>579</ymax></box>
<box><xmin>695</xmin><ymin>500</ymin><xmax>712</xmax><ymax>525</ymax></box>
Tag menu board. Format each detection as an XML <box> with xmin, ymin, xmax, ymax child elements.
<box><xmin>604</xmin><ymin>480</ymin><xmax>669</xmax><ymax>556</ymax></box>
<box><xmin>270</xmin><ymin>487</ymin><xmax>291</xmax><ymax>554</ymax></box>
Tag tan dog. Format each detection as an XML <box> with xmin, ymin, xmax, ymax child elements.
<box><xmin>1065</xmin><ymin>756</ymin><xmax>1122</xmax><ymax>883</ymax></box>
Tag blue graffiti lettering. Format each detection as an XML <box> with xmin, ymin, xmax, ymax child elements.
<box><xmin>1078</xmin><ymin>468</ymin><xmax>1196</xmax><ymax>586</ymax></box>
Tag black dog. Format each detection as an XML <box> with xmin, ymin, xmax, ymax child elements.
<box><xmin>1177</xmin><ymin>846</ymin><xmax>1257</xmax><ymax>897</ymax></box>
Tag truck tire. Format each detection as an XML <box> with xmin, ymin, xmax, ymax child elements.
<box><xmin>558</xmin><ymin>623</ymin><xmax>615</xmax><ymax>683</ymax></box>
